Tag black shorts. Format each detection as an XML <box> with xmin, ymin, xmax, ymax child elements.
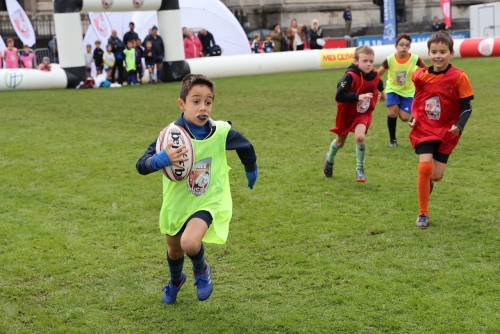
<box><xmin>145</xmin><ymin>61</ymin><xmax>155</xmax><ymax>69</ymax></box>
<box><xmin>415</xmin><ymin>140</ymin><xmax>450</xmax><ymax>164</ymax></box>
<box><xmin>170</xmin><ymin>210</ymin><xmax>213</xmax><ymax>236</ymax></box>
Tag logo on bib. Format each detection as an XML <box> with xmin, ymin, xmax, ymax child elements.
<box><xmin>425</xmin><ymin>96</ymin><xmax>441</xmax><ymax>120</ymax></box>
<box><xmin>396</xmin><ymin>71</ymin><xmax>406</xmax><ymax>86</ymax></box>
<box><xmin>187</xmin><ymin>157</ymin><xmax>211</xmax><ymax>196</ymax></box>
<box><xmin>357</xmin><ymin>98</ymin><xmax>371</xmax><ymax>114</ymax></box>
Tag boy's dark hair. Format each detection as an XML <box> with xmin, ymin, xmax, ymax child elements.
<box><xmin>427</xmin><ymin>30</ymin><xmax>454</xmax><ymax>52</ymax></box>
<box><xmin>6</xmin><ymin>38</ymin><xmax>13</xmax><ymax>43</ymax></box>
<box><xmin>396</xmin><ymin>34</ymin><xmax>411</xmax><ymax>44</ymax></box>
<box><xmin>95</xmin><ymin>40</ymin><xmax>101</xmax><ymax>45</ymax></box>
<box><xmin>354</xmin><ymin>45</ymin><xmax>374</xmax><ymax>60</ymax></box>
<box><xmin>180</xmin><ymin>74</ymin><xmax>215</xmax><ymax>102</ymax></box>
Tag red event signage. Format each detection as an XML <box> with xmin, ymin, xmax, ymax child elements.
<box><xmin>460</xmin><ymin>38</ymin><xmax>500</xmax><ymax>57</ymax></box>
<box><xmin>440</xmin><ymin>0</ymin><xmax>452</xmax><ymax>29</ymax></box>
<box><xmin>324</xmin><ymin>39</ymin><xmax>347</xmax><ymax>49</ymax></box>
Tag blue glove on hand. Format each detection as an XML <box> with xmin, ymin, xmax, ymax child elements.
<box><xmin>245</xmin><ymin>169</ymin><xmax>258</xmax><ymax>190</ymax></box>
<box><xmin>151</xmin><ymin>150</ymin><xmax>172</xmax><ymax>170</ymax></box>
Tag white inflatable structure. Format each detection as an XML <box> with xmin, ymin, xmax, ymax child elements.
<box><xmin>0</xmin><ymin>0</ymin><xmax>499</xmax><ymax>92</ymax></box>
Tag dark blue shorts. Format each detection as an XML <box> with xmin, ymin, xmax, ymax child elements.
<box><xmin>96</xmin><ymin>65</ymin><xmax>103</xmax><ymax>71</ymax></box>
<box><xmin>386</xmin><ymin>92</ymin><xmax>413</xmax><ymax>114</ymax></box>
<box><xmin>170</xmin><ymin>210</ymin><xmax>213</xmax><ymax>236</ymax></box>
<box><xmin>154</xmin><ymin>55</ymin><xmax>163</xmax><ymax>63</ymax></box>
<box><xmin>86</xmin><ymin>67</ymin><xmax>91</xmax><ymax>73</ymax></box>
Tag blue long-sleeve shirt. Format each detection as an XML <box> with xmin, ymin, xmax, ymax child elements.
<box><xmin>136</xmin><ymin>113</ymin><xmax>257</xmax><ymax>175</ymax></box>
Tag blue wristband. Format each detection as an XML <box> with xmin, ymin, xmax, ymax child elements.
<box><xmin>151</xmin><ymin>150</ymin><xmax>171</xmax><ymax>170</ymax></box>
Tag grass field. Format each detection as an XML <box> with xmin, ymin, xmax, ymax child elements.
<box><xmin>1</xmin><ymin>57</ymin><xmax>499</xmax><ymax>333</ymax></box>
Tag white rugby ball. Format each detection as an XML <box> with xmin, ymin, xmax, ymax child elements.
<box><xmin>155</xmin><ymin>124</ymin><xmax>195</xmax><ymax>182</ymax></box>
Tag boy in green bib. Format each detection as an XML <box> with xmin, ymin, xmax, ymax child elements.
<box><xmin>378</xmin><ymin>34</ymin><xmax>427</xmax><ymax>146</ymax></box>
<box><xmin>136</xmin><ymin>74</ymin><xmax>258</xmax><ymax>304</ymax></box>
<box><xmin>123</xmin><ymin>40</ymin><xmax>138</xmax><ymax>86</ymax></box>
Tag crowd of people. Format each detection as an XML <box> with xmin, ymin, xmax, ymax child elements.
<box><xmin>0</xmin><ymin>38</ymin><xmax>53</xmax><ymax>71</ymax></box>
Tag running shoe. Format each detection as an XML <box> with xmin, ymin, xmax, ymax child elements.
<box><xmin>162</xmin><ymin>272</ymin><xmax>186</xmax><ymax>304</ymax></box>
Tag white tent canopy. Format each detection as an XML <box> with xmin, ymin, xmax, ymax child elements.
<box><xmin>83</xmin><ymin>0</ymin><xmax>250</xmax><ymax>56</ymax></box>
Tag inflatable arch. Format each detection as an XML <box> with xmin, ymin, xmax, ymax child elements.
<box><xmin>0</xmin><ymin>0</ymin><xmax>189</xmax><ymax>91</ymax></box>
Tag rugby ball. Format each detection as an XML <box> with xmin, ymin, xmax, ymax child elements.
<box><xmin>155</xmin><ymin>124</ymin><xmax>195</xmax><ymax>182</ymax></box>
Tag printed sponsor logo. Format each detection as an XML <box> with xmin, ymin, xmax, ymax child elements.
<box><xmin>478</xmin><ymin>38</ymin><xmax>494</xmax><ymax>57</ymax></box>
<box><xmin>357</xmin><ymin>98</ymin><xmax>371</xmax><ymax>114</ymax></box>
<box><xmin>396</xmin><ymin>71</ymin><xmax>406</xmax><ymax>86</ymax></box>
<box><xmin>4</xmin><ymin>71</ymin><xmax>23</xmax><ymax>89</ymax></box>
<box><xmin>187</xmin><ymin>158</ymin><xmax>211</xmax><ymax>197</ymax></box>
<box><xmin>12</xmin><ymin>9</ymin><xmax>31</xmax><ymax>39</ymax></box>
<box><xmin>102</xmin><ymin>0</ymin><xmax>113</xmax><ymax>9</ymax></box>
<box><xmin>132</xmin><ymin>0</ymin><xmax>144</xmax><ymax>9</ymax></box>
<box><xmin>320</xmin><ymin>49</ymin><xmax>355</xmax><ymax>68</ymax></box>
<box><xmin>425</xmin><ymin>96</ymin><xmax>441</xmax><ymax>120</ymax></box>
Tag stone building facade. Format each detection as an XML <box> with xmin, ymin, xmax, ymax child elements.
<box><xmin>220</xmin><ymin>0</ymin><xmax>497</xmax><ymax>33</ymax></box>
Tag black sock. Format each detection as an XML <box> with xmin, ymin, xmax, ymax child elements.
<box><xmin>167</xmin><ymin>253</ymin><xmax>185</xmax><ymax>287</ymax></box>
<box><xmin>187</xmin><ymin>244</ymin><xmax>206</xmax><ymax>274</ymax></box>
<box><xmin>387</xmin><ymin>116</ymin><xmax>397</xmax><ymax>141</ymax></box>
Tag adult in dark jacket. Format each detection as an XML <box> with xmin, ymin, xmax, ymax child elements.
<box><xmin>197</xmin><ymin>29</ymin><xmax>216</xmax><ymax>56</ymax></box>
<box><xmin>123</xmin><ymin>22</ymin><xmax>139</xmax><ymax>46</ymax></box>
<box><xmin>108</xmin><ymin>29</ymin><xmax>125</xmax><ymax>84</ymax></box>
<box><xmin>309</xmin><ymin>19</ymin><xmax>325</xmax><ymax>50</ymax></box>
<box><xmin>142</xmin><ymin>25</ymin><xmax>165</xmax><ymax>82</ymax></box>
<box><xmin>343</xmin><ymin>6</ymin><xmax>352</xmax><ymax>36</ymax></box>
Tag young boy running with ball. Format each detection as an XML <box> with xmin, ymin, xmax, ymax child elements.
<box><xmin>136</xmin><ymin>74</ymin><xmax>258</xmax><ymax>304</ymax></box>
<box><xmin>324</xmin><ymin>45</ymin><xmax>386</xmax><ymax>182</ymax></box>
<box><xmin>378</xmin><ymin>33</ymin><xmax>427</xmax><ymax>147</ymax></box>
<box><xmin>409</xmin><ymin>31</ymin><xmax>474</xmax><ymax>229</ymax></box>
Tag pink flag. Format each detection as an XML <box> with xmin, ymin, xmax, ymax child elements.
<box><xmin>440</xmin><ymin>0</ymin><xmax>452</xmax><ymax>29</ymax></box>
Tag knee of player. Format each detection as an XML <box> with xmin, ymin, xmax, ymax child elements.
<box><xmin>431</xmin><ymin>174</ymin><xmax>444</xmax><ymax>182</ymax></box>
<box><xmin>167</xmin><ymin>247</ymin><xmax>184</xmax><ymax>260</ymax></box>
<box><xmin>180</xmin><ymin>238</ymin><xmax>201</xmax><ymax>254</ymax></box>
<box><xmin>354</xmin><ymin>134</ymin><xmax>365</xmax><ymax>144</ymax></box>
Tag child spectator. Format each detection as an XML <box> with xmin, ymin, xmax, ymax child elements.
<box><xmin>183</xmin><ymin>28</ymin><xmax>203</xmax><ymax>59</ymax></box>
<box><xmin>38</xmin><ymin>57</ymin><xmax>52</xmax><ymax>72</ymax></box>
<box><xmin>143</xmin><ymin>40</ymin><xmax>156</xmax><ymax>84</ymax></box>
<box><xmin>323</xmin><ymin>45</ymin><xmax>386</xmax><ymax>182</ymax></box>
<box><xmin>251</xmin><ymin>33</ymin><xmax>262</xmax><ymax>54</ymax></box>
<box><xmin>4</xmin><ymin>38</ymin><xmax>19</xmax><ymax>68</ymax></box>
<box><xmin>378</xmin><ymin>34</ymin><xmax>427</xmax><ymax>147</ymax></box>
<box><xmin>409</xmin><ymin>31</ymin><xmax>474</xmax><ymax>229</ymax></box>
<box><xmin>85</xmin><ymin>44</ymin><xmax>93</xmax><ymax>78</ymax></box>
<box><xmin>0</xmin><ymin>49</ymin><xmax>3</xmax><ymax>69</ymax></box>
<box><xmin>93</xmin><ymin>40</ymin><xmax>104</xmax><ymax>75</ymax></box>
<box><xmin>135</xmin><ymin>38</ymin><xmax>143</xmax><ymax>83</ymax></box>
<box><xmin>123</xmin><ymin>40</ymin><xmax>138</xmax><ymax>86</ymax></box>
<box><xmin>20</xmin><ymin>45</ymin><xmax>34</xmax><ymax>69</ymax></box>
<box><xmin>136</xmin><ymin>74</ymin><xmax>258</xmax><ymax>304</ymax></box>
<box><xmin>103</xmin><ymin>44</ymin><xmax>115</xmax><ymax>81</ymax></box>
<box><xmin>263</xmin><ymin>34</ymin><xmax>274</xmax><ymax>53</ymax></box>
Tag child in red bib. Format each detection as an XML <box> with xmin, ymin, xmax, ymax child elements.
<box><xmin>409</xmin><ymin>31</ymin><xmax>474</xmax><ymax>229</ymax></box>
<box><xmin>323</xmin><ymin>45</ymin><xmax>386</xmax><ymax>182</ymax></box>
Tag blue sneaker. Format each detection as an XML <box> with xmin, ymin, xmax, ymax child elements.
<box><xmin>193</xmin><ymin>262</ymin><xmax>213</xmax><ymax>301</ymax></box>
<box><xmin>161</xmin><ymin>272</ymin><xmax>186</xmax><ymax>304</ymax></box>
<box><xmin>415</xmin><ymin>213</ymin><xmax>430</xmax><ymax>229</ymax></box>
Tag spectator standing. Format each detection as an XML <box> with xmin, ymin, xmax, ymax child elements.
<box><xmin>287</xmin><ymin>19</ymin><xmax>306</xmax><ymax>51</ymax></box>
<box><xmin>48</xmin><ymin>36</ymin><xmax>58</xmax><ymax>63</ymax></box>
<box><xmin>143</xmin><ymin>40</ymin><xmax>156</xmax><ymax>83</ymax></box>
<box><xmin>197</xmin><ymin>29</ymin><xmax>216</xmax><ymax>56</ymax></box>
<box><xmin>251</xmin><ymin>33</ymin><xmax>262</xmax><ymax>53</ymax></box>
<box><xmin>123</xmin><ymin>22</ymin><xmax>139</xmax><ymax>46</ymax></box>
<box><xmin>184</xmin><ymin>28</ymin><xmax>203</xmax><ymax>59</ymax></box>
<box><xmin>93</xmin><ymin>40</ymin><xmax>104</xmax><ymax>75</ymax></box>
<box><xmin>85</xmin><ymin>44</ymin><xmax>93</xmax><ymax>78</ymax></box>
<box><xmin>135</xmin><ymin>38</ymin><xmax>144</xmax><ymax>82</ymax></box>
<box><xmin>4</xmin><ymin>38</ymin><xmax>19</xmax><ymax>68</ymax></box>
<box><xmin>309</xmin><ymin>19</ymin><xmax>325</xmax><ymax>50</ymax></box>
<box><xmin>182</xmin><ymin>27</ymin><xmax>188</xmax><ymax>39</ymax></box>
<box><xmin>344</xmin><ymin>6</ymin><xmax>352</xmax><ymax>36</ymax></box>
<box><xmin>20</xmin><ymin>45</ymin><xmax>34</xmax><ymax>69</ymax></box>
<box><xmin>103</xmin><ymin>44</ymin><xmax>115</xmax><ymax>81</ymax></box>
<box><xmin>38</xmin><ymin>57</ymin><xmax>52</xmax><ymax>72</ymax></box>
<box><xmin>0</xmin><ymin>49</ymin><xmax>3</xmax><ymax>69</ymax></box>
<box><xmin>431</xmin><ymin>17</ymin><xmax>447</xmax><ymax>31</ymax></box>
<box><xmin>263</xmin><ymin>35</ymin><xmax>274</xmax><ymax>53</ymax></box>
<box><xmin>108</xmin><ymin>30</ymin><xmax>125</xmax><ymax>84</ymax></box>
<box><xmin>142</xmin><ymin>25</ymin><xmax>165</xmax><ymax>83</ymax></box>
<box><xmin>270</xmin><ymin>24</ymin><xmax>283</xmax><ymax>52</ymax></box>
<box><xmin>123</xmin><ymin>40</ymin><xmax>138</xmax><ymax>86</ymax></box>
